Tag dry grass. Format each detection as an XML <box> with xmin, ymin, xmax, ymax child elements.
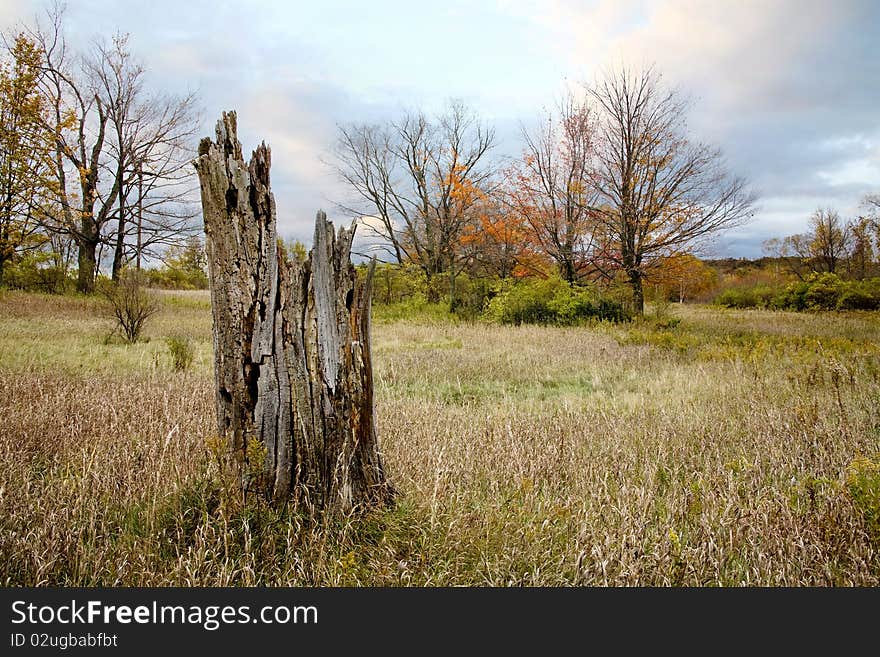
<box><xmin>1</xmin><ymin>290</ymin><xmax>878</xmax><ymax>585</ymax></box>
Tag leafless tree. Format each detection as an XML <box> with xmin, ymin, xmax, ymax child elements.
<box><xmin>777</xmin><ymin>209</ymin><xmax>851</xmax><ymax>277</ymax></box>
<box><xmin>587</xmin><ymin>67</ymin><xmax>755</xmax><ymax>314</ymax></box>
<box><xmin>862</xmin><ymin>193</ymin><xmax>880</xmax><ymax>255</ymax></box>
<box><xmin>87</xmin><ymin>34</ymin><xmax>141</xmax><ymax>280</ymax></box>
<box><xmin>334</xmin><ymin>122</ymin><xmax>402</xmax><ymax>262</ymax></box>
<box><xmin>333</xmin><ymin>101</ymin><xmax>495</xmax><ymax>299</ymax></box>
<box><xmin>27</xmin><ymin>6</ymin><xmax>199</xmax><ymax>292</ymax></box>
<box><xmin>763</xmin><ymin>235</ymin><xmax>806</xmax><ymax>280</ymax></box>
<box><xmin>85</xmin><ymin>33</ymin><xmax>200</xmax><ymax>281</ymax></box>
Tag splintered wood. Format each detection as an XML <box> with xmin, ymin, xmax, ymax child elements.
<box><xmin>195</xmin><ymin>111</ymin><xmax>390</xmax><ymax>511</ymax></box>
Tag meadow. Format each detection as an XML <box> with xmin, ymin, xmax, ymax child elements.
<box><xmin>1</xmin><ymin>289</ymin><xmax>878</xmax><ymax>585</ymax></box>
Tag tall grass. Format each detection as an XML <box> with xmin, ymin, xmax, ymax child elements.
<box><xmin>1</xmin><ymin>291</ymin><xmax>878</xmax><ymax>585</ymax></box>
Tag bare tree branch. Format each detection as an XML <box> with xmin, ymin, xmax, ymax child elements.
<box><xmin>587</xmin><ymin>66</ymin><xmax>756</xmax><ymax>313</ymax></box>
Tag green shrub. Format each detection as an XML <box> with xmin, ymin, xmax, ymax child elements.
<box><xmin>836</xmin><ymin>289</ymin><xmax>878</xmax><ymax>311</ymax></box>
<box><xmin>166</xmin><ymin>335</ymin><xmax>195</xmax><ymax>371</ymax></box>
<box><xmin>449</xmin><ymin>273</ymin><xmax>495</xmax><ymax>320</ymax></box>
<box><xmin>803</xmin><ymin>273</ymin><xmax>843</xmax><ymax>310</ymax></box>
<box><xmin>714</xmin><ymin>274</ymin><xmax>880</xmax><ymax>312</ymax></box>
<box><xmin>770</xmin><ymin>281</ymin><xmax>809</xmax><ymax>311</ymax></box>
<box><xmin>714</xmin><ymin>287</ymin><xmax>770</xmax><ymax>309</ymax></box>
<box><xmin>836</xmin><ymin>279</ymin><xmax>880</xmax><ymax>310</ymax></box>
<box><xmin>371</xmin><ymin>297</ymin><xmax>454</xmax><ymax>323</ymax></box>
<box><xmin>370</xmin><ymin>263</ymin><xmax>429</xmax><ymax>305</ymax></box>
<box><xmin>3</xmin><ymin>254</ymin><xmax>73</xmax><ymax>294</ymax></box>
<box><xmin>486</xmin><ymin>276</ymin><xmax>630</xmax><ymax>325</ymax></box>
<box><xmin>145</xmin><ymin>266</ymin><xmax>208</xmax><ymax>290</ymax></box>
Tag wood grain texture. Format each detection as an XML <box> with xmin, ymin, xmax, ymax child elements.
<box><xmin>195</xmin><ymin>111</ymin><xmax>391</xmax><ymax>511</ymax></box>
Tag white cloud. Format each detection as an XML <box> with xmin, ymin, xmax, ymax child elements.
<box><xmin>501</xmin><ymin>0</ymin><xmax>880</xmax><ymax>241</ymax></box>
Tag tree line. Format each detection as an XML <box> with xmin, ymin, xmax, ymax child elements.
<box><xmin>5</xmin><ymin>7</ymin><xmax>877</xmax><ymax>315</ymax></box>
<box><xmin>0</xmin><ymin>8</ymin><xmax>758</xmax><ymax>313</ymax></box>
<box><xmin>334</xmin><ymin>68</ymin><xmax>756</xmax><ymax>315</ymax></box>
<box><xmin>763</xmin><ymin>203</ymin><xmax>880</xmax><ymax>281</ymax></box>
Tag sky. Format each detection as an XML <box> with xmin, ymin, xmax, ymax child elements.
<box><xmin>2</xmin><ymin>0</ymin><xmax>879</xmax><ymax>258</ymax></box>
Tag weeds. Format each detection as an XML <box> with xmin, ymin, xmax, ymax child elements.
<box><xmin>846</xmin><ymin>455</ymin><xmax>880</xmax><ymax>544</ymax></box>
<box><xmin>1</xmin><ymin>292</ymin><xmax>878</xmax><ymax>585</ymax></box>
<box><xmin>166</xmin><ymin>335</ymin><xmax>195</xmax><ymax>371</ymax></box>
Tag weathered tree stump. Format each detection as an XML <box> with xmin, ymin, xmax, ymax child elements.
<box><xmin>194</xmin><ymin>111</ymin><xmax>391</xmax><ymax>511</ymax></box>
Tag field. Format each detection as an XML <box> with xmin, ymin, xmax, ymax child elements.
<box><xmin>1</xmin><ymin>290</ymin><xmax>879</xmax><ymax>585</ymax></box>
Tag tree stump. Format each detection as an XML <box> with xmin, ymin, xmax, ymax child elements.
<box><xmin>194</xmin><ymin>111</ymin><xmax>391</xmax><ymax>511</ymax></box>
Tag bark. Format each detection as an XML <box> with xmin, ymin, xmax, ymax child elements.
<box><xmin>561</xmin><ymin>257</ymin><xmax>577</xmax><ymax>285</ymax></box>
<box><xmin>77</xmin><ymin>237</ymin><xmax>98</xmax><ymax>294</ymax></box>
<box><xmin>111</xmin><ymin>186</ymin><xmax>126</xmax><ymax>280</ymax></box>
<box><xmin>628</xmin><ymin>269</ymin><xmax>644</xmax><ymax>316</ymax></box>
<box><xmin>195</xmin><ymin>111</ymin><xmax>391</xmax><ymax>512</ymax></box>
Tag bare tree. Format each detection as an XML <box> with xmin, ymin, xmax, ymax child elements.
<box><xmin>133</xmin><ymin>85</ymin><xmax>199</xmax><ymax>272</ymax></box>
<box><xmin>763</xmin><ymin>235</ymin><xmax>808</xmax><ymax>280</ymax></box>
<box><xmin>27</xmin><ymin>7</ymin><xmax>199</xmax><ymax>292</ymax></box>
<box><xmin>86</xmin><ymin>34</ymin><xmax>200</xmax><ymax>280</ymax></box>
<box><xmin>333</xmin><ymin>101</ymin><xmax>495</xmax><ymax>299</ymax></box>
<box><xmin>86</xmin><ymin>34</ymin><xmax>141</xmax><ymax>281</ymax></box>
<box><xmin>777</xmin><ymin>209</ymin><xmax>851</xmax><ymax>277</ymax></box>
<box><xmin>504</xmin><ymin>95</ymin><xmax>598</xmax><ymax>284</ymax></box>
<box><xmin>862</xmin><ymin>193</ymin><xmax>880</xmax><ymax>257</ymax></box>
<box><xmin>334</xmin><ymin>122</ymin><xmax>403</xmax><ymax>262</ymax></box>
<box><xmin>587</xmin><ymin>67</ymin><xmax>755</xmax><ymax>314</ymax></box>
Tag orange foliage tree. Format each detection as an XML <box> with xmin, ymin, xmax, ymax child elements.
<box><xmin>458</xmin><ymin>196</ymin><xmax>549</xmax><ymax>280</ymax></box>
<box><xmin>646</xmin><ymin>253</ymin><xmax>718</xmax><ymax>303</ymax></box>
<box><xmin>503</xmin><ymin>96</ymin><xmax>599</xmax><ymax>284</ymax></box>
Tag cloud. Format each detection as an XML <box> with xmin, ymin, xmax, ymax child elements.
<box><xmin>0</xmin><ymin>0</ymin><xmax>30</xmax><ymax>29</ymax></box>
<box><xmin>4</xmin><ymin>0</ymin><xmax>879</xmax><ymax>256</ymax></box>
<box><xmin>501</xmin><ymin>0</ymin><xmax>880</xmax><ymax>242</ymax></box>
<box><xmin>0</xmin><ymin>1</ymin><xmax>392</xmax><ymax>243</ymax></box>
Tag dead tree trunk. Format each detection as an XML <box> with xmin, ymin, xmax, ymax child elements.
<box><xmin>194</xmin><ymin>111</ymin><xmax>391</xmax><ymax>512</ymax></box>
